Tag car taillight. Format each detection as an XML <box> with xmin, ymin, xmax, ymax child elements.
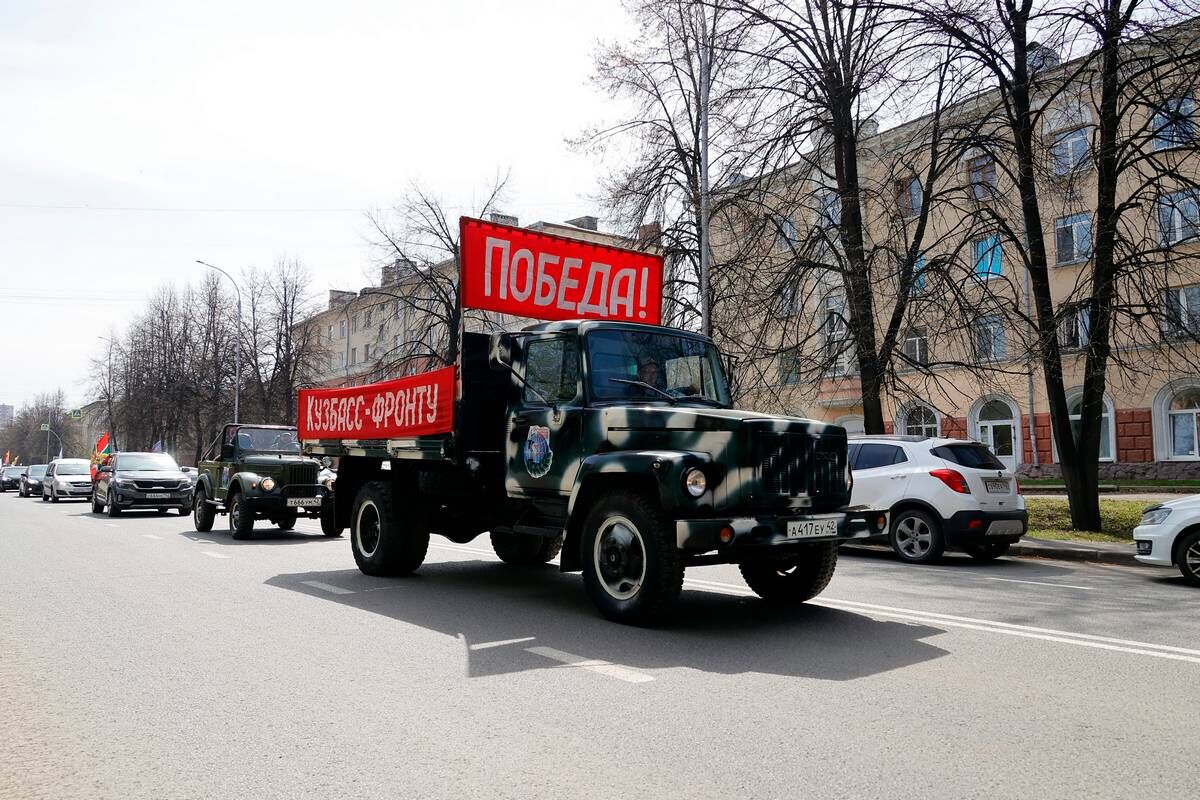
<box><xmin>930</xmin><ymin>468</ymin><xmax>970</xmax><ymax>494</ymax></box>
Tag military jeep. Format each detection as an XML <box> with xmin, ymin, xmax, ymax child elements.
<box><xmin>193</xmin><ymin>423</ymin><xmax>338</xmax><ymax>539</ymax></box>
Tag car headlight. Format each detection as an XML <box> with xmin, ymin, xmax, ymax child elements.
<box><xmin>1140</xmin><ymin>507</ymin><xmax>1172</xmax><ymax>526</ymax></box>
<box><xmin>261</xmin><ymin>477</ymin><xmax>276</xmax><ymax>492</ymax></box>
<box><xmin>684</xmin><ymin>468</ymin><xmax>707</xmax><ymax>497</ymax></box>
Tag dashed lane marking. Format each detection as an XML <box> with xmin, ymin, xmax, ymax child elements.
<box><xmin>301</xmin><ymin>580</ymin><xmax>354</xmax><ymax>595</ymax></box>
<box><xmin>142</xmin><ymin>534</ymin><xmax>161</xmax><ymax>540</ymax></box>
<box><xmin>986</xmin><ymin>576</ymin><xmax>1096</xmax><ymax>591</ymax></box>
<box><xmin>525</xmin><ymin>645</ymin><xmax>654</xmax><ymax>684</ymax></box>
<box><xmin>469</xmin><ymin>636</ymin><xmax>537</xmax><ymax>650</ymax></box>
<box><xmin>200</xmin><ymin>551</ymin><xmax>230</xmax><ymax>559</ymax></box>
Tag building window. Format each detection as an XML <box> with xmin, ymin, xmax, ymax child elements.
<box><xmin>1162</xmin><ymin>285</ymin><xmax>1200</xmax><ymax>340</ymax></box>
<box><xmin>774</xmin><ymin>215</ymin><xmax>798</xmax><ymax>252</ymax></box>
<box><xmin>1168</xmin><ymin>388</ymin><xmax>1200</xmax><ymax>458</ymax></box>
<box><xmin>338</xmin><ymin>352</ymin><xmax>347</xmax><ymax>369</ymax></box>
<box><xmin>1068</xmin><ymin>395</ymin><xmax>1113</xmax><ymax>461</ymax></box>
<box><xmin>393</xmin><ymin>334</ymin><xmax>403</xmax><ymax>351</ymax></box>
<box><xmin>1158</xmin><ymin>190</ymin><xmax>1200</xmax><ymax>245</ymax></box>
<box><xmin>973</xmin><ymin>235</ymin><xmax>1003</xmax><ymax>279</ymax></box>
<box><xmin>902</xmin><ymin>404</ymin><xmax>939</xmax><ymax>437</ymax></box>
<box><xmin>363</xmin><ymin>343</ymin><xmax>371</xmax><ymax>361</ymax></box>
<box><xmin>778</xmin><ymin>280</ymin><xmax>801</xmax><ymax>317</ymax></box>
<box><xmin>911</xmin><ymin>253</ymin><xmax>927</xmax><ymax>295</ymax></box>
<box><xmin>327</xmin><ymin>324</ymin><xmax>334</xmax><ymax>342</ymax></box>
<box><xmin>1055</xmin><ymin>213</ymin><xmax>1092</xmax><ymax>264</ymax></box>
<box><xmin>377</xmin><ymin>323</ymin><xmax>385</xmax><ymax>341</ymax></box>
<box><xmin>897</xmin><ymin>176</ymin><xmax>922</xmax><ymax>217</ymax></box>
<box><xmin>779</xmin><ymin>347</ymin><xmax>802</xmax><ymax>385</ymax></box>
<box><xmin>819</xmin><ymin>191</ymin><xmax>841</xmax><ymax>228</ymax></box>
<box><xmin>338</xmin><ymin>320</ymin><xmax>347</xmax><ymax>339</ymax></box>
<box><xmin>901</xmin><ymin>326</ymin><xmax>928</xmax><ymax>368</ymax></box>
<box><xmin>823</xmin><ymin>294</ymin><xmax>853</xmax><ymax>375</ymax></box>
<box><xmin>1152</xmin><ymin>96</ymin><xmax>1195</xmax><ymax>150</ymax></box>
<box><xmin>1059</xmin><ymin>303</ymin><xmax>1091</xmax><ymax>350</ymax></box>
<box><xmin>365</xmin><ymin>309</ymin><xmax>373</xmax><ymax>327</ymax></box>
<box><xmin>1051</xmin><ymin>128</ymin><xmax>1089</xmax><ymax>175</ymax></box>
<box><xmin>350</xmin><ymin>347</ymin><xmax>357</xmax><ymax>366</ymax></box>
<box><xmin>968</xmin><ymin>155</ymin><xmax>997</xmax><ymax>200</ymax></box>
<box><xmin>974</xmin><ymin>315</ymin><xmax>1007</xmax><ymax>361</ymax></box>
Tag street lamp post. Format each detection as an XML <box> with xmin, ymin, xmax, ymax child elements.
<box><xmin>196</xmin><ymin>260</ymin><xmax>243</xmax><ymax>423</ymax></box>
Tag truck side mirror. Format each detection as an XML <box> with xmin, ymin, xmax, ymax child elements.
<box><xmin>489</xmin><ymin>332</ymin><xmax>515</xmax><ymax>371</ymax></box>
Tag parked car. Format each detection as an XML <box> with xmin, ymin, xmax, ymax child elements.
<box><xmin>847</xmin><ymin>435</ymin><xmax>1027</xmax><ymax>564</ymax></box>
<box><xmin>92</xmin><ymin>452</ymin><xmax>194</xmax><ymax>516</ymax></box>
<box><xmin>1133</xmin><ymin>495</ymin><xmax>1200</xmax><ymax>586</ymax></box>
<box><xmin>42</xmin><ymin>458</ymin><xmax>94</xmax><ymax>502</ymax></box>
<box><xmin>1</xmin><ymin>465</ymin><xmax>24</xmax><ymax>492</ymax></box>
<box><xmin>20</xmin><ymin>464</ymin><xmax>47</xmax><ymax>497</ymax></box>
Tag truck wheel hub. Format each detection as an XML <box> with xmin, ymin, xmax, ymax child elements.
<box><xmin>594</xmin><ymin>516</ymin><xmax>646</xmax><ymax>601</ymax></box>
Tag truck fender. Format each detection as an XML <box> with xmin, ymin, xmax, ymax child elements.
<box><xmin>196</xmin><ymin>473</ymin><xmax>216</xmax><ymax>501</ymax></box>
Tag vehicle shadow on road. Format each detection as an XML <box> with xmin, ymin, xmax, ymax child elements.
<box><xmin>839</xmin><ymin>543</ymin><xmax>1086</xmax><ymax>577</ymax></box>
<box><xmin>265</xmin><ymin>561</ymin><xmax>950</xmax><ymax>682</ymax></box>
<box><xmin>173</xmin><ymin>529</ymin><xmax>341</xmax><ymax>546</ymax></box>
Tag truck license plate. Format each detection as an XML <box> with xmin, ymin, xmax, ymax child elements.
<box><xmin>786</xmin><ymin>518</ymin><xmax>839</xmax><ymax>539</ymax></box>
<box><xmin>146</xmin><ymin>493</ymin><xmax>170</xmax><ymax>499</ymax></box>
<box><xmin>287</xmin><ymin>497</ymin><xmax>322</xmax><ymax>507</ymax></box>
<box><xmin>985</xmin><ymin>479</ymin><xmax>1009</xmax><ymax>493</ymax></box>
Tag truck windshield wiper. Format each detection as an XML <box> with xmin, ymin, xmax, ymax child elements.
<box><xmin>609</xmin><ymin>378</ymin><xmax>677</xmax><ymax>404</ymax></box>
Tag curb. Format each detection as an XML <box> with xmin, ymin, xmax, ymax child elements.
<box><xmin>1008</xmin><ymin>539</ymin><xmax>1141</xmax><ymax>567</ymax></box>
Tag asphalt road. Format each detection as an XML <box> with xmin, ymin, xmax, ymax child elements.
<box><xmin>2</xmin><ymin>491</ymin><xmax>1198</xmax><ymax>800</ymax></box>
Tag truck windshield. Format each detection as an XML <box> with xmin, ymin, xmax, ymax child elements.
<box><xmin>236</xmin><ymin>428</ymin><xmax>301</xmax><ymax>454</ymax></box>
<box><xmin>587</xmin><ymin>329</ymin><xmax>730</xmax><ymax>406</ymax></box>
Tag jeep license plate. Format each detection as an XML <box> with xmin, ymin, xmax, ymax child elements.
<box><xmin>146</xmin><ymin>493</ymin><xmax>170</xmax><ymax>499</ymax></box>
<box><xmin>287</xmin><ymin>497</ymin><xmax>322</xmax><ymax>507</ymax></box>
<box><xmin>786</xmin><ymin>518</ymin><xmax>839</xmax><ymax>539</ymax></box>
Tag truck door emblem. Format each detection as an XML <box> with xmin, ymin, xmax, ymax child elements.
<box><xmin>524</xmin><ymin>426</ymin><xmax>554</xmax><ymax>478</ymax></box>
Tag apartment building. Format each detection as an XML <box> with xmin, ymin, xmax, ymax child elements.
<box><xmin>713</xmin><ymin>26</ymin><xmax>1200</xmax><ymax>478</ymax></box>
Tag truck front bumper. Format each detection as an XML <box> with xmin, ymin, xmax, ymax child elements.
<box><xmin>676</xmin><ymin>509</ymin><xmax>884</xmax><ymax>553</ymax></box>
<box><xmin>242</xmin><ymin>485</ymin><xmax>329</xmax><ymax>515</ymax></box>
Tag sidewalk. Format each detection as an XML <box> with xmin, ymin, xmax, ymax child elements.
<box><xmin>1010</xmin><ymin>536</ymin><xmax>1140</xmax><ymax>566</ymax></box>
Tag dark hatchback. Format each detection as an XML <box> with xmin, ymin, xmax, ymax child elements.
<box><xmin>92</xmin><ymin>452</ymin><xmax>194</xmax><ymax>516</ymax></box>
<box><xmin>20</xmin><ymin>465</ymin><xmax>47</xmax><ymax>497</ymax></box>
<box><xmin>1</xmin><ymin>465</ymin><xmax>25</xmax><ymax>491</ymax></box>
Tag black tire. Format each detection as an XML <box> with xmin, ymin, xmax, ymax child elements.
<box><xmin>889</xmin><ymin>509</ymin><xmax>945</xmax><ymax>564</ymax></box>
<box><xmin>580</xmin><ymin>491</ymin><xmax>683</xmax><ymax>625</ymax></box>
<box><xmin>277</xmin><ymin>511</ymin><xmax>298</xmax><ymax>531</ymax></box>
<box><xmin>193</xmin><ymin>487</ymin><xmax>215</xmax><ymax>532</ymax></box>
<box><xmin>41</xmin><ymin>489</ymin><xmax>48</xmax><ymax>501</ymax></box>
<box><xmin>91</xmin><ymin>490</ymin><xmax>104</xmax><ymax>514</ymax></box>
<box><xmin>228</xmin><ymin>491</ymin><xmax>254</xmax><ymax>540</ymax></box>
<box><xmin>178</xmin><ymin>505</ymin><xmax>190</xmax><ymax>516</ymax></box>
<box><xmin>490</xmin><ymin>530</ymin><xmax>563</xmax><ymax>566</ymax></box>
<box><xmin>320</xmin><ymin>499</ymin><xmax>343</xmax><ymax>537</ymax></box>
<box><xmin>963</xmin><ymin>541</ymin><xmax>1011</xmax><ymax>561</ymax></box>
<box><xmin>350</xmin><ymin>481</ymin><xmax>429</xmax><ymax>576</ymax></box>
<box><xmin>106</xmin><ymin>490</ymin><xmax>121</xmax><ymax>517</ymax></box>
<box><xmin>1177</xmin><ymin>530</ymin><xmax>1200</xmax><ymax>588</ymax></box>
<box><xmin>51</xmin><ymin>487</ymin><xmax>60</xmax><ymax>503</ymax></box>
<box><xmin>19</xmin><ymin>484</ymin><xmax>26</xmax><ymax>497</ymax></box>
<box><xmin>739</xmin><ymin>542</ymin><xmax>839</xmax><ymax>604</ymax></box>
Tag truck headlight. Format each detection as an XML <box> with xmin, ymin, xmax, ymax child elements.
<box><xmin>684</xmin><ymin>468</ymin><xmax>707</xmax><ymax>497</ymax></box>
<box><xmin>261</xmin><ymin>477</ymin><xmax>276</xmax><ymax>492</ymax></box>
<box><xmin>1139</xmin><ymin>507</ymin><xmax>1172</xmax><ymax>526</ymax></box>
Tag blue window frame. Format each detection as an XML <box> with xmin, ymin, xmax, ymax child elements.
<box><xmin>1152</xmin><ymin>96</ymin><xmax>1195</xmax><ymax>151</ymax></box>
<box><xmin>973</xmin><ymin>236</ymin><xmax>1002</xmax><ymax>278</ymax></box>
<box><xmin>911</xmin><ymin>253</ymin><xmax>927</xmax><ymax>294</ymax></box>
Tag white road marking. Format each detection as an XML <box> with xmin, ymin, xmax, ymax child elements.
<box><xmin>106</xmin><ymin>523</ymin><xmax>120</xmax><ymax>528</ymax></box>
<box><xmin>470</xmin><ymin>636</ymin><xmax>537</xmax><ymax>650</ymax></box>
<box><xmin>525</xmin><ymin>645</ymin><xmax>654</xmax><ymax>684</ymax></box>
<box><xmin>200</xmin><ymin>551</ymin><xmax>230</xmax><ymax>559</ymax></box>
<box><xmin>142</xmin><ymin>534</ymin><xmax>161</xmax><ymax>540</ymax></box>
<box><xmin>301</xmin><ymin>580</ymin><xmax>354</xmax><ymax>595</ymax></box>
<box><xmin>986</xmin><ymin>576</ymin><xmax>1096</xmax><ymax>591</ymax></box>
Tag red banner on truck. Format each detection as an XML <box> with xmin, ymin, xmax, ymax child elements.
<box><xmin>298</xmin><ymin>367</ymin><xmax>455</xmax><ymax>441</ymax></box>
<box><xmin>459</xmin><ymin>216</ymin><xmax>663</xmax><ymax>324</ymax></box>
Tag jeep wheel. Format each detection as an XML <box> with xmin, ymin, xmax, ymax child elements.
<box><xmin>1177</xmin><ymin>530</ymin><xmax>1200</xmax><ymax>588</ymax></box>
<box><xmin>91</xmin><ymin>491</ymin><xmax>104</xmax><ymax>514</ymax></box>
<box><xmin>491</xmin><ymin>530</ymin><xmax>563</xmax><ymax>566</ymax></box>
<box><xmin>350</xmin><ymin>481</ymin><xmax>428</xmax><ymax>576</ymax></box>
<box><xmin>229</xmin><ymin>492</ymin><xmax>254</xmax><ymax>540</ymax></box>
<box><xmin>106</xmin><ymin>490</ymin><xmax>121</xmax><ymax>517</ymax></box>
<box><xmin>963</xmin><ymin>541</ymin><xmax>1010</xmax><ymax>561</ymax></box>
<box><xmin>889</xmin><ymin>509</ymin><xmax>944</xmax><ymax>564</ymax></box>
<box><xmin>320</xmin><ymin>499</ymin><xmax>343</xmax><ymax>537</ymax></box>
<box><xmin>193</xmin><ymin>487</ymin><xmax>215</xmax><ymax>532</ymax></box>
<box><xmin>739</xmin><ymin>542</ymin><xmax>838</xmax><ymax>604</ymax></box>
<box><xmin>581</xmin><ymin>491</ymin><xmax>683</xmax><ymax>625</ymax></box>
<box><xmin>277</xmin><ymin>511</ymin><xmax>297</xmax><ymax>531</ymax></box>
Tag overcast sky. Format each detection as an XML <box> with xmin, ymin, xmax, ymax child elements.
<box><xmin>0</xmin><ymin>0</ymin><xmax>638</xmax><ymax>410</ymax></box>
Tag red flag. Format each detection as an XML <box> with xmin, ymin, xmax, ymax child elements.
<box><xmin>95</xmin><ymin>432</ymin><xmax>111</xmax><ymax>455</ymax></box>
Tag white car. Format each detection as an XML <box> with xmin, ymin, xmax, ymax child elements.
<box><xmin>848</xmin><ymin>436</ymin><xmax>1027</xmax><ymax>564</ymax></box>
<box><xmin>1132</xmin><ymin>495</ymin><xmax>1200</xmax><ymax>586</ymax></box>
<box><xmin>42</xmin><ymin>458</ymin><xmax>94</xmax><ymax>502</ymax></box>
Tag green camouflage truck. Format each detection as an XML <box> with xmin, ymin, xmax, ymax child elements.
<box><xmin>193</xmin><ymin>423</ymin><xmax>337</xmax><ymax>539</ymax></box>
<box><xmin>302</xmin><ymin>321</ymin><xmax>882</xmax><ymax>624</ymax></box>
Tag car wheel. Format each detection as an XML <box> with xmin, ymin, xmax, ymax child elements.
<box><xmin>889</xmin><ymin>509</ymin><xmax>944</xmax><ymax>564</ymax></box>
<box><xmin>91</xmin><ymin>491</ymin><xmax>104</xmax><ymax>514</ymax></box>
<box><xmin>106</xmin><ymin>490</ymin><xmax>121</xmax><ymax>517</ymax></box>
<box><xmin>51</xmin><ymin>486</ymin><xmax>60</xmax><ymax>503</ymax></box>
<box><xmin>229</xmin><ymin>492</ymin><xmax>254</xmax><ymax>540</ymax></box>
<box><xmin>41</xmin><ymin>488</ymin><xmax>48</xmax><ymax>502</ymax></box>
<box><xmin>963</xmin><ymin>541</ymin><xmax>1010</xmax><ymax>561</ymax></box>
<box><xmin>193</xmin><ymin>487</ymin><xmax>215</xmax><ymax>532</ymax></box>
<box><xmin>739</xmin><ymin>541</ymin><xmax>839</xmax><ymax>604</ymax></box>
<box><xmin>1177</xmin><ymin>529</ymin><xmax>1200</xmax><ymax>587</ymax></box>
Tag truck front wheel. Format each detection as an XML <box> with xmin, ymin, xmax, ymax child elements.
<box><xmin>351</xmin><ymin>481</ymin><xmax>428</xmax><ymax>576</ymax></box>
<box><xmin>581</xmin><ymin>491</ymin><xmax>683</xmax><ymax>625</ymax></box>
<box><xmin>490</xmin><ymin>531</ymin><xmax>563</xmax><ymax>566</ymax></box>
<box><xmin>739</xmin><ymin>542</ymin><xmax>838</xmax><ymax>605</ymax></box>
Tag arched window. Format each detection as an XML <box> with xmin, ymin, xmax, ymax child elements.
<box><xmin>1067</xmin><ymin>394</ymin><xmax>1114</xmax><ymax>461</ymax></box>
<box><xmin>835</xmin><ymin>414</ymin><xmax>865</xmax><ymax>435</ymax></box>
<box><xmin>972</xmin><ymin>397</ymin><xmax>1019</xmax><ymax>469</ymax></box>
<box><xmin>902</xmin><ymin>404</ymin><xmax>939</xmax><ymax>438</ymax></box>
<box><xmin>1168</xmin><ymin>388</ymin><xmax>1200</xmax><ymax>458</ymax></box>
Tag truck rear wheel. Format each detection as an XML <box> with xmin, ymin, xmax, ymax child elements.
<box><xmin>739</xmin><ymin>542</ymin><xmax>838</xmax><ymax>605</ymax></box>
<box><xmin>351</xmin><ymin>481</ymin><xmax>428</xmax><ymax>576</ymax></box>
<box><xmin>490</xmin><ymin>531</ymin><xmax>563</xmax><ymax>566</ymax></box>
<box><xmin>581</xmin><ymin>491</ymin><xmax>683</xmax><ymax>625</ymax></box>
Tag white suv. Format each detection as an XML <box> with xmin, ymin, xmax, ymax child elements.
<box><xmin>1132</xmin><ymin>495</ymin><xmax>1200</xmax><ymax>586</ymax></box>
<box><xmin>848</xmin><ymin>436</ymin><xmax>1027</xmax><ymax>563</ymax></box>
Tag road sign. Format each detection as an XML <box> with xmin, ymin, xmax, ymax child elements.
<box><xmin>69</xmin><ymin>409</ymin><xmax>82</xmax><ymax>420</ymax></box>
<box><xmin>39</xmin><ymin>423</ymin><xmax>49</xmax><ymax>431</ymax></box>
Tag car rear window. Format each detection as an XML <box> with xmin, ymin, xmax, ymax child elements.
<box><xmin>931</xmin><ymin>443</ymin><xmax>1005</xmax><ymax>470</ymax></box>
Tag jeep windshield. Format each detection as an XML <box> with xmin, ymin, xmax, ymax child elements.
<box><xmin>587</xmin><ymin>329</ymin><xmax>730</xmax><ymax>406</ymax></box>
<box><xmin>236</xmin><ymin>427</ymin><xmax>301</xmax><ymax>454</ymax></box>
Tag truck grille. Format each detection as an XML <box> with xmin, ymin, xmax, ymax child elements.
<box><xmin>756</xmin><ymin>432</ymin><xmax>847</xmax><ymax>498</ymax></box>
<box><xmin>284</xmin><ymin>463</ymin><xmax>318</xmax><ymax>487</ymax></box>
